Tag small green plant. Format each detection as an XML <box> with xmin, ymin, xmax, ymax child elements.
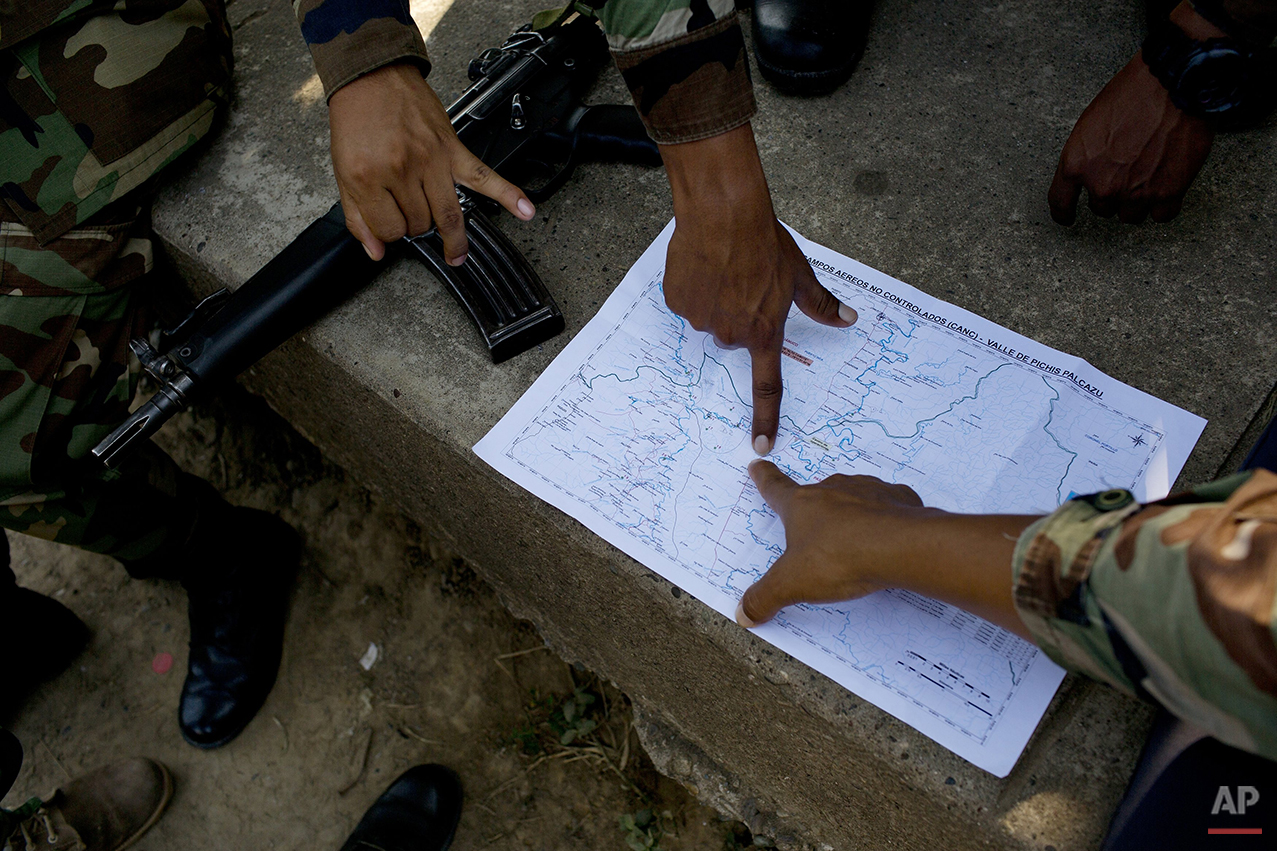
<box><xmin>619</xmin><ymin>808</ymin><xmax>673</xmax><ymax>851</ymax></box>
<box><xmin>505</xmin><ymin>684</ymin><xmax>605</xmax><ymax>754</ymax></box>
<box><xmin>550</xmin><ymin>686</ymin><xmax>598</xmax><ymax>745</ymax></box>
<box><xmin>504</xmin><ymin>688</ymin><xmax>557</xmax><ymax>755</ymax></box>
<box><xmin>507</xmin><ymin>722</ymin><xmax>542</xmax><ymax>756</ymax></box>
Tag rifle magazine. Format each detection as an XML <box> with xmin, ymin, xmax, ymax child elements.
<box><xmin>406</xmin><ymin>208</ymin><xmax>564</xmax><ymax>363</ymax></box>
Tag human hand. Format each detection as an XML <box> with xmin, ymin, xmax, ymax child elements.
<box><xmin>327</xmin><ymin>63</ymin><xmax>535</xmax><ymax>262</ymax></box>
<box><xmin>736</xmin><ymin>461</ymin><xmax>1036</xmax><ymax>638</ymax></box>
<box><xmin>1047</xmin><ymin>0</ymin><xmax>1238</xmax><ymax>226</ymax></box>
<box><xmin>735</xmin><ymin>460</ymin><xmax>928</xmax><ymax>627</ymax></box>
<box><xmin>659</xmin><ymin>125</ymin><xmax>856</xmax><ymax>455</ymax></box>
<box><xmin>1048</xmin><ymin>51</ymin><xmax>1214</xmax><ymax>225</ymax></box>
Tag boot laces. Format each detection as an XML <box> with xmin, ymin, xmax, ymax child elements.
<box><xmin>40</xmin><ymin>808</ymin><xmax>58</xmax><ymax>846</ymax></box>
<box><xmin>8</xmin><ymin>806</ymin><xmax>57</xmax><ymax>850</ymax></box>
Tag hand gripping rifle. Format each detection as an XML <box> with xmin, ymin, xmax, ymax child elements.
<box><xmin>91</xmin><ymin>12</ymin><xmax>659</xmax><ymax>468</ymax></box>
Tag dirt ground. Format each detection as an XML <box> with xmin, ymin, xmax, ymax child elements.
<box><xmin>3</xmin><ymin>387</ymin><xmax>754</xmax><ymax>850</ymax></box>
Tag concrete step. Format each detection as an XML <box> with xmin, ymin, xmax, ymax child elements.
<box><xmin>151</xmin><ymin>1</ymin><xmax>1276</xmax><ymax>848</ymax></box>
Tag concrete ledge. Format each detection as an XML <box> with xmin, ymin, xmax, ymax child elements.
<box><xmin>151</xmin><ymin>1</ymin><xmax>1275</xmax><ymax>848</ymax></box>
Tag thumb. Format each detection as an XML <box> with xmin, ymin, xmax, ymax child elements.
<box><xmin>794</xmin><ymin>271</ymin><xmax>856</xmax><ymax>328</ymax></box>
<box><xmin>735</xmin><ymin>554</ymin><xmax>798</xmax><ymax>628</ymax></box>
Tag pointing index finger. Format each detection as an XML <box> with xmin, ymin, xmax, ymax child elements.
<box><xmin>748</xmin><ymin>458</ymin><xmax>799</xmax><ymax>519</ymax></box>
<box><xmin>455</xmin><ymin>147</ymin><xmax>536</xmax><ymax>221</ymax></box>
<box><xmin>750</xmin><ymin>344</ymin><xmax>784</xmax><ymax>454</ymax></box>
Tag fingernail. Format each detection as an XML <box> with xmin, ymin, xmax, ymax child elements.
<box><xmin>735</xmin><ymin>601</ymin><xmax>758</xmax><ymax>629</ymax></box>
<box><xmin>753</xmin><ymin>435</ymin><xmax>772</xmax><ymax>456</ymax></box>
<box><xmin>362</xmin><ymin>243</ymin><xmax>375</xmax><ymax>260</ymax></box>
<box><xmin>517</xmin><ymin>198</ymin><xmax>535</xmax><ymax>219</ymax></box>
<box><xmin>449</xmin><ymin>253</ymin><xmax>467</xmax><ymax>267</ymax></box>
<box><xmin>838</xmin><ymin>303</ymin><xmax>857</xmax><ymax>324</ymax></box>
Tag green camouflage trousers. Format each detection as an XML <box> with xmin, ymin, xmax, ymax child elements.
<box><xmin>0</xmin><ymin>205</ymin><xmax>195</xmax><ymax>570</ymax></box>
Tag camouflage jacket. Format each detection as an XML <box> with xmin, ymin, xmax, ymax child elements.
<box><xmin>294</xmin><ymin>0</ymin><xmax>429</xmax><ymax>100</ymax></box>
<box><xmin>588</xmin><ymin>0</ymin><xmax>755</xmax><ymax>144</ymax></box>
<box><xmin>298</xmin><ymin>0</ymin><xmax>755</xmax><ymax>144</ymax></box>
<box><xmin>0</xmin><ymin>1</ymin><xmax>233</xmax><ymax>243</ymax></box>
<box><xmin>0</xmin><ymin>0</ymin><xmax>429</xmax><ymax>244</ymax></box>
<box><xmin>1013</xmin><ymin>470</ymin><xmax>1277</xmax><ymax>760</ymax></box>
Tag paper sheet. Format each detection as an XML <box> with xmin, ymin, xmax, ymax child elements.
<box><xmin>475</xmin><ymin>220</ymin><xmax>1206</xmax><ymax>775</ymax></box>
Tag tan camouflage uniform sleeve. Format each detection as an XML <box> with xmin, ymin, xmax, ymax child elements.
<box><xmin>588</xmin><ymin>0</ymin><xmax>756</xmax><ymax>143</ymax></box>
<box><xmin>1012</xmin><ymin>470</ymin><xmax>1277</xmax><ymax>759</ymax></box>
<box><xmin>294</xmin><ymin>0</ymin><xmax>431</xmax><ymax>99</ymax></box>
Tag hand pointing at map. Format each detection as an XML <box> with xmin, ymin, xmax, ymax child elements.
<box><xmin>659</xmin><ymin>126</ymin><xmax>857</xmax><ymax>455</ymax></box>
<box><xmin>736</xmin><ymin>460</ymin><xmax>1035</xmax><ymax>640</ymax></box>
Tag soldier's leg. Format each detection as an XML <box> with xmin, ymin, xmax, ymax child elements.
<box><xmin>0</xmin><ymin>212</ymin><xmax>299</xmax><ymax>748</ymax></box>
<box><xmin>0</xmin><ymin>530</ymin><xmax>90</xmax><ymax>715</ymax></box>
<box><xmin>0</xmin><ymin>210</ymin><xmax>178</xmax><ymax>707</ymax></box>
<box><xmin>2</xmin><ymin>445</ymin><xmax>300</xmax><ymax>748</ymax></box>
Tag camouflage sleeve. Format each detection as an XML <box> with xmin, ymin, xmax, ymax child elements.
<box><xmin>588</xmin><ymin>0</ymin><xmax>755</xmax><ymax>144</ymax></box>
<box><xmin>1012</xmin><ymin>470</ymin><xmax>1277</xmax><ymax>760</ymax></box>
<box><xmin>294</xmin><ymin>0</ymin><xmax>431</xmax><ymax>99</ymax></box>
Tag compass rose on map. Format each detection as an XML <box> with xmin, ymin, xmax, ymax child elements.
<box><xmin>1130</xmin><ymin>433</ymin><xmax>1147</xmax><ymax>447</ymax></box>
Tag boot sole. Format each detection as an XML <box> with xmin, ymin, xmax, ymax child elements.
<box><xmin>755</xmin><ymin>50</ymin><xmax>864</xmax><ymax>96</ymax></box>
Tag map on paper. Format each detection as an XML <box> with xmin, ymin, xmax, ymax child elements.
<box><xmin>475</xmin><ymin>220</ymin><xmax>1206</xmax><ymax>776</ymax></box>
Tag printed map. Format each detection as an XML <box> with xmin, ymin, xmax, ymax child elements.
<box><xmin>476</xmin><ymin>221</ymin><xmax>1205</xmax><ymax>774</ymax></box>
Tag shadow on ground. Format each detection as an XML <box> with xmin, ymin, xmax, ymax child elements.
<box><xmin>2</xmin><ymin>386</ymin><xmax>753</xmax><ymax>851</ymax></box>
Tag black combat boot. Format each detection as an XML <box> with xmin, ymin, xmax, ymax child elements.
<box><xmin>142</xmin><ymin>476</ymin><xmax>301</xmax><ymax>749</ymax></box>
<box><xmin>751</xmin><ymin>0</ymin><xmax>875</xmax><ymax>95</ymax></box>
<box><xmin>0</xmin><ymin>533</ymin><xmax>90</xmax><ymax>717</ymax></box>
<box><xmin>339</xmin><ymin>764</ymin><xmax>463</xmax><ymax>851</ymax></box>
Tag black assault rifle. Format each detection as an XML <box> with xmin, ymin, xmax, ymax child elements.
<box><xmin>91</xmin><ymin>12</ymin><xmax>659</xmax><ymax>468</ymax></box>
